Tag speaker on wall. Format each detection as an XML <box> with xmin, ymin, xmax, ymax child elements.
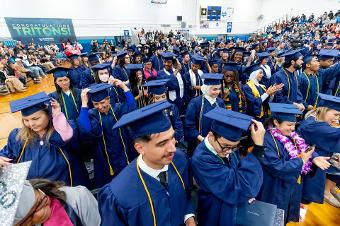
<box><xmin>177</xmin><ymin>16</ymin><xmax>182</xmax><ymax>21</ymax></box>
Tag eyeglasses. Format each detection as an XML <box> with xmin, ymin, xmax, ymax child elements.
<box><xmin>215</xmin><ymin>138</ymin><xmax>240</xmax><ymax>152</ymax></box>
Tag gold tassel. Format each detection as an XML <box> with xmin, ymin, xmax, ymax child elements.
<box><xmin>297</xmin><ymin>175</ymin><xmax>301</xmax><ymax>184</ymax></box>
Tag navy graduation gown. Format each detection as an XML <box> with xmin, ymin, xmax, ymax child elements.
<box><xmin>151</xmin><ymin>54</ymin><xmax>164</xmax><ymax>71</ymax></box>
<box><xmin>80</xmin><ymin>68</ymin><xmax>96</xmax><ymax>89</ymax></box>
<box><xmin>0</xmin><ymin>124</ymin><xmax>90</xmax><ymax>187</ymax></box>
<box><xmin>181</xmin><ymin>62</ymin><xmax>191</xmax><ymax>76</ymax></box>
<box><xmin>69</xmin><ymin>65</ymin><xmax>86</xmax><ymax>88</ymax></box>
<box><xmin>257</xmin><ymin>132</ymin><xmax>304</xmax><ymax>223</ymax></box>
<box><xmin>299</xmin><ymin>117</ymin><xmax>340</xmax><ymax>203</ymax></box>
<box><xmin>98</xmin><ymin>150</ymin><xmax>194</xmax><ymax>226</ymax></box>
<box><xmin>77</xmin><ymin>91</ymin><xmax>138</xmax><ymax>188</ymax></box>
<box><xmin>259</xmin><ymin>65</ymin><xmax>272</xmax><ymax>88</ymax></box>
<box><xmin>183</xmin><ymin>71</ymin><xmax>202</xmax><ymax>100</ymax></box>
<box><xmin>223</xmin><ymin>83</ymin><xmax>245</xmax><ymax>113</ymax></box>
<box><xmin>191</xmin><ymin>141</ymin><xmax>263</xmax><ymax>226</ymax></box>
<box><xmin>243</xmin><ymin>83</ymin><xmax>268</xmax><ymax>121</ymax></box>
<box><xmin>271</xmin><ymin>68</ymin><xmax>305</xmax><ymax>106</ymax></box>
<box><xmin>112</xmin><ymin>65</ymin><xmax>130</xmax><ymax>82</ymax></box>
<box><xmin>167</xmin><ymin>104</ymin><xmax>184</xmax><ymax>142</ymax></box>
<box><xmin>49</xmin><ymin>89</ymin><xmax>82</xmax><ymax>120</ymax></box>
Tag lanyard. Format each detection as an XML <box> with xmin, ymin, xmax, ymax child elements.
<box><xmin>335</xmin><ymin>81</ymin><xmax>340</xmax><ymax>96</ymax></box>
<box><xmin>98</xmin><ymin>106</ymin><xmax>130</xmax><ymax>176</ymax></box>
<box><xmin>302</xmin><ymin>72</ymin><xmax>319</xmax><ymax>107</ymax></box>
<box><xmin>136</xmin><ymin>155</ymin><xmax>185</xmax><ymax>226</ymax></box>
<box><xmin>61</xmin><ymin>91</ymin><xmax>79</xmax><ymax>120</ymax></box>
<box><xmin>282</xmin><ymin>69</ymin><xmax>291</xmax><ymax>100</ymax></box>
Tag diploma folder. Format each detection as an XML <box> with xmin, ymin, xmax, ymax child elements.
<box><xmin>236</xmin><ymin>200</ymin><xmax>278</xmax><ymax>226</ymax></box>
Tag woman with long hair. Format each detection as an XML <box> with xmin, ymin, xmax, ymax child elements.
<box><xmin>49</xmin><ymin>67</ymin><xmax>82</xmax><ymax>120</ymax></box>
<box><xmin>127</xmin><ymin>64</ymin><xmax>146</xmax><ymax>108</ymax></box>
<box><xmin>257</xmin><ymin>103</ymin><xmax>330</xmax><ymax>224</ymax></box>
<box><xmin>221</xmin><ymin>62</ymin><xmax>247</xmax><ymax>113</ymax></box>
<box><xmin>185</xmin><ymin>74</ymin><xmax>225</xmax><ymax>156</ymax></box>
<box><xmin>14</xmin><ymin>179</ymin><xmax>100</xmax><ymax>226</ymax></box>
<box><xmin>0</xmin><ymin>92</ymin><xmax>89</xmax><ymax>187</ymax></box>
<box><xmin>112</xmin><ymin>51</ymin><xmax>130</xmax><ymax>86</ymax></box>
<box><xmin>299</xmin><ymin>93</ymin><xmax>340</xmax><ymax>206</ymax></box>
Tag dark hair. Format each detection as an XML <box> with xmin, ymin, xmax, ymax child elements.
<box><xmin>54</xmin><ymin>76</ymin><xmax>77</xmax><ymax>109</ymax></box>
<box><xmin>264</xmin><ymin>117</ymin><xmax>283</xmax><ymax>129</ymax></box>
<box><xmin>129</xmin><ymin>70</ymin><xmax>145</xmax><ymax>97</ymax></box>
<box><xmin>29</xmin><ymin>179</ymin><xmax>66</xmax><ymax>203</ymax></box>
<box><xmin>212</xmin><ymin>131</ymin><xmax>221</xmax><ymax>139</ymax></box>
<box><xmin>134</xmin><ymin>134</ymin><xmax>152</xmax><ymax>143</ymax></box>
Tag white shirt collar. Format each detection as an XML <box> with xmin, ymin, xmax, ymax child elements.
<box><xmin>138</xmin><ymin>155</ymin><xmax>168</xmax><ymax>179</ymax></box>
<box><xmin>204</xmin><ymin>137</ymin><xmax>217</xmax><ymax>155</ymax></box>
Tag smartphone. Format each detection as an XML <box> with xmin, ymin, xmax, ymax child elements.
<box><xmin>306</xmin><ymin>145</ymin><xmax>315</xmax><ymax>153</ymax></box>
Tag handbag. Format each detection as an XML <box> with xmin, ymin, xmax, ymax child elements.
<box><xmin>236</xmin><ymin>200</ymin><xmax>277</xmax><ymax>226</ymax></box>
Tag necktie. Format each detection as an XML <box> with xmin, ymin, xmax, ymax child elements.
<box><xmin>158</xmin><ymin>171</ymin><xmax>168</xmax><ymax>188</ymax></box>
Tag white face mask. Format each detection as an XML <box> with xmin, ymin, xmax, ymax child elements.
<box><xmin>99</xmin><ymin>73</ymin><xmax>110</xmax><ymax>83</ymax></box>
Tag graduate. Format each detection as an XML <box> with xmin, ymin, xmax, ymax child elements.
<box><xmin>299</xmin><ymin>93</ymin><xmax>340</xmax><ymax>205</ymax></box>
<box><xmin>298</xmin><ymin>53</ymin><xmax>340</xmax><ymax>110</ymax></box>
<box><xmin>180</xmin><ymin>49</ymin><xmax>191</xmax><ymax>76</ymax></box>
<box><xmin>143</xmin><ymin>56</ymin><xmax>158</xmax><ymax>81</ymax></box>
<box><xmin>191</xmin><ymin>107</ymin><xmax>265</xmax><ymax>226</ymax></box>
<box><xmin>91</xmin><ymin>63</ymin><xmax>126</xmax><ymax>104</ymax></box>
<box><xmin>98</xmin><ymin>101</ymin><xmax>196</xmax><ymax>226</ymax></box>
<box><xmin>0</xmin><ymin>92</ymin><xmax>89</xmax><ymax>187</ymax></box>
<box><xmin>271</xmin><ymin>49</ymin><xmax>306</xmax><ymax>112</ymax></box>
<box><xmin>112</xmin><ymin>50</ymin><xmax>131</xmax><ymax>86</ymax></box>
<box><xmin>77</xmin><ymin>83</ymin><xmax>137</xmax><ymax>188</ymax></box>
<box><xmin>183</xmin><ymin>55</ymin><xmax>204</xmax><ymax>100</ymax></box>
<box><xmin>127</xmin><ymin>63</ymin><xmax>146</xmax><ymax>108</ymax></box>
<box><xmin>243</xmin><ymin>64</ymin><xmax>283</xmax><ymax>121</ymax></box>
<box><xmin>150</xmin><ymin>45</ymin><xmax>164</xmax><ymax>71</ymax></box>
<box><xmin>68</xmin><ymin>53</ymin><xmax>86</xmax><ymax>88</ymax></box>
<box><xmin>79</xmin><ymin>53</ymin><xmax>101</xmax><ymax>89</ymax></box>
<box><xmin>144</xmin><ymin>79</ymin><xmax>184</xmax><ymax>142</ymax></box>
<box><xmin>48</xmin><ymin>67</ymin><xmax>82</xmax><ymax>121</ymax></box>
<box><xmin>218</xmin><ymin>48</ymin><xmax>230</xmax><ymax>72</ymax></box>
<box><xmin>230</xmin><ymin>46</ymin><xmax>246</xmax><ymax>64</ymax></box>
<box><xmin>267</xmin><ymin>47</ymin><xmax>277</xmax><ymax>72</ymax></box>
<box><xmin>257</xmin><ymin>103</ymin><xmax>330</xmax><ymax>223</ymax></box>
<box><xmin>185</xmin><ymin>74</ymin><xmax>225</xmax><ymax>156</ymax></box>
<box><xmin>222</xmin><ymin>62</ymin><xmax>246</xmax><ymax>113</ymax></box>
<box><xmin>257</xmin><ymin>52</ymin><xmax>272</xmax><ymax>88</ymax></box>
<box><xmin>207</xmin><ymin>58</ymin><xmax>220</xmax><ymax>73</ymax></box>
<box><xmin>157</xmin><ymin>51</ymin><xmax>188</xmax><ymax>115</ymax></box>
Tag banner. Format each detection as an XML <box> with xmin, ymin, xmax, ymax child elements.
<box><xmin>5</xmin><ymin>17</ymin><xmax>76</xmax><ymax>44</ymax></box>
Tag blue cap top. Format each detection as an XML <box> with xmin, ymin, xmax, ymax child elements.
<box><xmin>80</xmin><ymin>52</ymin><xmax>88</xmax><ymax>57</ymax></box>
<box><xmin>112</xmin><ymin>100</ymin><xmax>172</xmax><ymax>139</ymax></box>
<box><xmin>88</xmin><ymin>83</ymin><xmax>112</xmax><ymax>102</ymax></box>
<box><xmin>202</xmin><ymin>73</ymin><xmax>223</xmax><ymax>85</ymax></box>
<box><xmin>209</xmin><ymin>58</ymin><xmax>219</xmax><ymax>66</ymax></box>
<box><xmin>318</xmin><ymin>49</ymin><xmax>339</xmax><ymax>59</ymax></box>
<box><xmin>47</xmin><ymin>66</ymin><xmax>70</xmax><ymax>78</ymax></box>
<box><xmin>180</xmin><ymin>49</ymin><xmax>189</xmax><ymax>56</ymax></box>
<box><xmin>244</xmin><ymin>63</ymin><xmax>261</xmax><ymax>75</ymax></box>
<box><xmin>200</xmin><ymin>42</ymin><xmax>209</xmax><ymax>48</ymax></box>
<box><xmin>218</xmin><ymin>48</ymin><xmax>229</xmax><ymax>54</ymax></box>
<box><xmin>269</xmin><ymin>103</ymin><xmax>302</xmax><ymax>122</ymax></box>
<box><xmin>191</xmin><ymin>55</ymin><xmax>205</xmax><ymax>65</ymax></box>
<box><xmin>91</xmin><ymin>63</ymin><xmax>110</xmax><ymax>71</ymax></box>
<box><xmin>267</xmin><ymin>47</ymin><xmax>276</xmax><ymax>52</ymax></box>
<box><xmin>10</xmin><ymin>92</ymin><xmax>50</xmax><ymax>116</ymax></box>
<box><xmin>116</xmin><ymin>50</ymin><xmax>128</xmax><ymax>59</ymax></box>
<box><xmin>144</xmin><ymin>79</ymin><xmax>169</xmax><ymax>95</ymax></box>
<box><xmin>88</xmin><ymin>53</ymin><xmax>99</xmax><ymax>62</ymax></box>
<box><xmin>231</xmin><ymin>47</ymin><xmax>246</xmax><ymax>53</ymax></box>
<box><xmin>172</xmin><ymin>46</ymin><xmax>180</xmax><ymax>54</ymax></box>
<box><xmin>222</xmin><ymin>62</ymin><xmax>239</xmax><ymax>71</ymax></box>
<box><xmin>69</xmin><ymin>54</ymin><xmax>80</xmax><ymax>60</ymax></box>
<box><xmin>317</xmin><ymin>93</ymin><xmax>340</xmax><ymax>111</ymax></box>
<box><xmin>126</xmin><ymin>64</ymin><xmax>143</xmax><ymax>71</ymax></box>
<box><xmin>204</xmin><ymin>107</ymin><xmax>253</xmax><ymax>141</ymax></box>
<box><xmin>257</xmin><ymin>52</ymin><xmax>270</xmax><ymax>59</ymax></box>
<box><xmin>143</xmin><ymin>57</ymin><xmax>152</xmax><ymax>63</ymax></box>
<box><xmin>161</xmin><ymin>51</ymin><xmax>176</xmax><ymax>61</ymax></box>
<box><xmin>282</xmin><ymin>49</ymin><xmax>303</xmax><ymax>62</ymax></box>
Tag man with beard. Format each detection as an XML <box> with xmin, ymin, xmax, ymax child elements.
<box><xmin>271</xmin><ymin>49</ymin><xmax>306</xmax><ymax>112</ymax></box>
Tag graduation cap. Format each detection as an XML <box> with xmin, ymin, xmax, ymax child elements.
<box><xmin>209</xmin><ymin>58</ymin><xmax>220</xmax><ymax>66</ymax></box>
<box><xmin>144</xmin><ymin>79</ymin><xmax>169</xmax><ymax>95</ymax></box>
<box><xmin>172</xmin><ymin>46</ymin><xmax>180</xmax><ymax>55</ymax></box>
<box><xmin>251</xmin><ymin>43</ymin><xmax>259</xmax><ymax>49</ymax></box>
<box><xmin>126</xmin><ymin>64</ymin><xmax>143</xmax><ymax>71</ymax></box>
<box><xmin>231</xmin><ymin>47</ymin><xmax>246</xmax><ymax>53</ymax></box>
<box><xmin>143</xmin><ymin>56</ymin><xmax>152</xmax><ymax>63</ymax></box>
<box><xmin>68</xmin><ymin>54</ymin><xmax>80</xmax><ymax>60</ymax></box>
<box><xmin>10</xmin><ymin>92</ymin><xmax>50</xmax><ymax>116</ymax></box>
<box><xmin>112</xmin><ymin>100</ymin><xmax>172</xmax><ymax>139</ymax></box>
<box><xmin>204</xmin><ymin>107</ymin><xmax>253</xmax><ymax>141</ymax></box>
<box><xmin>303</xmin><ymin>53</ymin><xmax>315</xmax><ymax>65</ymax></box>
<box><xmin>267</xmin><ymin>47</ymin><xmax>276</xmax><ymax>52</ymax></box>
<box><xmin>223</xmin><ymin>62</ymin><xmax>239</xmax><ymax>71</ymax></box>
<box><xmin>277</xmin><ymin>51</ymin><xmax>286</xmax><ymax>58</ymax></box>
<box><xmin>200</xmin><ymin>42</ymin><xmax>209</xmax><ymax>48</ymax></box>
<box><xmin>281</xmin><ymin>49</ymin><xmax>303</xmax><ymax>62</ymax></box>
<box><xmin>88</xmin><ymin>53</ymin><xmax>99</xmax><ymax>62</ymax></box>
<box><xmin>155</xmin><ymin>45</ymin><xmax>164</xmax><ymax>50</ymax></box>
<box><xmin>244</xmin><ymin>63</ymin><xmax>261</xmax><ymax>75</ymax></box>
<box><xmin>91</xmin><ymin>63</ymin><xmax>110</xmax><ymax>71</ymax></box>
<box><xmin>318</xmin><ymin>49</ymin><xmax>339</xmax><ymax>60</ymax></box>
<box><xmin>180</xmin><ymin>49</ymin><xmax>189</xmax><ymax>57</ymax></box>
<box><xmin>88</xmin><ymin>83</ymin><xmax>112</xmax><ymax>102</ymax></box>
<box><xmin>202</xmin><ymin>73</ymin><xmax>223</xmax><ymax>85</ymax></box>
<box><xmin>257</xmin><ymin>52</ymin><xmax>270</xmax><ymax>59</ymax></box>
<box><xmin>269</xmin><ymin>103</ymin><xmax>302</xmax><ymax>122</ymax></box>
<box><xmin>116</xmin><ymin>50</ymin><xmax>128</xmax><ymax>59</ymax></box>
<box><xmin>47</xmin><ymin>66</ymin><xmax>70</xmax><ymax>78</ymax></box>
<box><xmin>80</xmin><ymin>52</ymin><xmax>88</xmax><ymax>57</ymax></box>
<box><xmin>317</xmin><ymin>93</ymin><xmax>340</xmax><ymax>111</ymax></box>
<box><xmin>191</xmin><ymin>55</ymin><xmax>205</xmax><ymax>65</ymax></box>
<box><xmin>218</xmin><ymin>48</ymin><xmax>230</xmax><ymax>54</ymax></box>
<box><xmin>0</xmin><ymin>162</ymin><xmax>32</xmax><ymax>226</ymax></box>
<box><xmin>160</xmin><ymin>51</ymin><xmax>176</xmax><ymax>61</ymax></box>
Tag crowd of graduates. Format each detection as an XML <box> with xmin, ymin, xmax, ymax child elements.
<box><xmin>1</xmin><ymin>10</ymin><xmax>340</xmax><ymax>226</ymax></box>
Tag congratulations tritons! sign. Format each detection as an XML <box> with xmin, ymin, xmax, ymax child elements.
<box><xmin>5</xmin><ymin>17</ymin><xmax>77</xmax><ymax>43</ymax></box>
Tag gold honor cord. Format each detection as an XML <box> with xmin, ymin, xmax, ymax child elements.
<box><xmin>283</xmin><ymin>69</ymin><xmax>291</xmax><ymax>100</ymax></box>
<box><xmin>61</xmin><ymin>92</ymin><xmax>79</xmax><ymax>120</ymax></box>
<box><xmin>136</xmin><ymin>155</ymin><xmax>185</xmax><ymax>226</ymax></box>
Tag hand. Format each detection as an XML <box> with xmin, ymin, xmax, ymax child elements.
<box><xmin>266</xmin><ymin>85</ymin><xmax>277</xmax><ymax>95</ymax></box>
<box><xmin>307</xmin><ymin>105</ymin><xmax>314</xmax><ymax>111</ymax></box>
<box><xmin>300</xmin><ymin>147</ymin><xmax>314</xmax><ymax>164</ymax></box>
<box><xmin>293</xmin><ymin>103</ymin><xmax>305</xmax><ymax>112</ymax></box>
<box><xmin>185</xmin><ymin>217</ymin><xmax>196</xmax><ymax>226</ymax></box>
<box><xmin>0</xmin><ymin>157</ymin><xmax>12</xmax><ymax>167</ymax></box>
<box><xmin>50</xmin><ymin>99</ymin><xmax>61</xmax><ymax>117</ymax></box>
<box><xmin>81</xmin><ymin>88</ymin><xmax>90</xmax><ymax>107</ymax></box>
<box><xmin>108</xmin><ymin>76</ymin><xmax>115</xmax><ymax>85</ymax></box>
<box><xmin>113</xmin><ymin>78</ymin><xmax>129</xmax><ymax>92</ymax></box>
<box><xmin>250</xmin><ymin>120</ymin><xmax>265</xmax><ymax>146</ymax></box>
<box><xmin>197</xmin><ymin>135</ymin><xmax>204</xmax><ymax>142</ymax></box>
<box><xmin>313</xmin><ymin>156</ymin><xmax>331</xmax><ymax>170</ymax></box>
